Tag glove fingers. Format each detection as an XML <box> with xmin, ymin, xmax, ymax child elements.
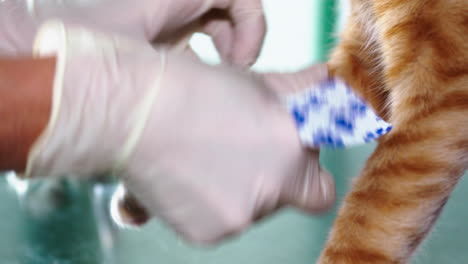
<box><xmin>201</xmin><ymin>12</ymin><xmax>234</xmax><ymax>63</ymax></box>
<box><xmin>262</xmin><ymin>63</ymin><xmax>329</xmax><ymax>96</ymax></box>
<box><xmin>280</xmin><ymin>151</ymin><xmax>336</xmax><ymax>214</ymax></box>
<box><xmin>229</xmin><ymin>0</ymin><xmax>266</xmax><ymax>66</ymax></box>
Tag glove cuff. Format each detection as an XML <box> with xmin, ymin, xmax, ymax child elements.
<box><xmin>24</xmin><ymin>20</ymin><xmax>166</xmax><ymax>178</ymax></box>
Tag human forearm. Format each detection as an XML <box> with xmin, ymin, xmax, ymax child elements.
<box><xmin>0</xmin><ymin>57</ymin><xmax>54</xmax><ymax>172</ymax></box>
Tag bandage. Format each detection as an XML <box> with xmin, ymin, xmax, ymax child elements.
<box><xmin>287</xmin><ymin>79</ymin><xmax>392</xmax><ymax>148</ymax></box>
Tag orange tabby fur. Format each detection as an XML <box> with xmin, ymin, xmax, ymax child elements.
<box><xmin>318</xmin><ymin>0</ymin><xmax>468</xmax><ymax>263</ymax></box>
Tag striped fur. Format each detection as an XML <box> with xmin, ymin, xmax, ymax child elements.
<box><xmin>318</xmin><ymin>0</ymin><xmax>468</xmax><ymax>263</ymax></box>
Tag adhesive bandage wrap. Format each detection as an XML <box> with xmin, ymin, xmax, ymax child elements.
<box><xmin>287</xmin><ymin>79</ymin><xmax>392</xmax><ymax>148</ymax></box>
<box><xmin>24</xmin><ymin>20</ymin><xmax>166</xmax><ymax>178</ymax></box>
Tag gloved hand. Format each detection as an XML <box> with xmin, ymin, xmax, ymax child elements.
<box><xmin>0</xmin><ymin>0</ymin><xmax>265</xmax><ymax>65</ymax></box>
<box><xmin>26</xmin><ymin>21</ymin><xmax>334</xmax><ymax>244</ymax></box>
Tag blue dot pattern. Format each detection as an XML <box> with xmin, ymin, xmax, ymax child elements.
<box><xmin>286</xmin><ymin>79</ymin><xmax>393</xmax><ymax>148</ymax></box>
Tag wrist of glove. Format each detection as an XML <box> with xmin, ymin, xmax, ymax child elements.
<box><xmin>26</xmin><ymin>20</ymin><xmax>166</xmax><ymax>177</ymax></box>
<box><xmin>25</xmin><ymin>20</ymin><xmax>335</xmax><ymax>245</ymax></box>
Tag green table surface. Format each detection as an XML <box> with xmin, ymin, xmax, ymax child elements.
<box><xmin>0</xmin><ymin>145</ymin><xmax>466</xmax><ymax>264</ymax></box>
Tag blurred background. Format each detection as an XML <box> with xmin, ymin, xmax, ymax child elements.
<box><xmin>0</xmin><ymin>0</ymin><xmax>467</xmax><ymax>263</ymax></box>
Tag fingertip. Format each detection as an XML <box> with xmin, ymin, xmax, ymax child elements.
<box><xmin>284</xmin><ymin>163</ymin><xmax>336</xmax><ymax>214</ymax></box>
<box><xmin>293</xmin><ymin>64</ymin><xmax>330</xmax><ymax>88</ymax></box>
<box><xmin>313</xmin><ymin>167</ymin><xmax>336</xmax><ymax>213</ymax></box>
<box><xmin>230</xmin><ymin>8</ymin><xmax>267</xmax><ymax>67</ymax></box>
<box><xmin>261</xmin><ymin>63</ymin><xmax>330</xmax><ymax>95</ymax></box>
<box><xmin>202</xmin><ymin>19</ymin><xmax>234</xmax><ymax>63</ymax></box>
<box><xmin>176</xmin><ymin>230</ymin><xmax>225</xmax><ymax>248</ymax></box>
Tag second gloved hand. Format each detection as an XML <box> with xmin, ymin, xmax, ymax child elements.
<box><xmin>0</xmin><ymin>0</ymin><xmax>265</xmax><ymax>65</ymax></box>
<box><xmin>26</xmin><ymin>21</ymin><xmax>334</xmax><ymax>245</ymax></box>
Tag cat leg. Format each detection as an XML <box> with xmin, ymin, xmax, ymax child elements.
<box><xmin>318</xmin><ymin>3</ymin><xmax>468</xmax><ymax>263</ymax></box>
<box><xmin>327</xmin><ymin>2</ymin><xmax>388</xmax><ymax>119</ymax></box>
<box><xmin>318</xmin><ymin>112</ymin><xmax>467</xmax><ymax>264</ymax></box>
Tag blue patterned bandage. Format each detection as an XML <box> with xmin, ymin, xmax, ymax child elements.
<box><xmin>286</xmin><ymin>79</ymin><xmax>392</xmax><ymax>148</ymax></box>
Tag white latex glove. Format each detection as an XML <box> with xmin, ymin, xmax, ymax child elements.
<box><xmin>26</xmin><ymin>21</ymin><xmax>334</xmax><ymax>244</ymax></box>
<box><xmin>0</xmin><ymin>0</ymin><xmax>265</xmax><ymax>65</ymax></box>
